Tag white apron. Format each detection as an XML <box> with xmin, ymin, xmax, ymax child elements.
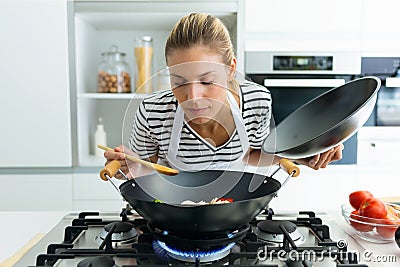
<box><xmin>166</xmin><ymin>91</ymin><xmax>250</xmax><ymax>172</ymax></box>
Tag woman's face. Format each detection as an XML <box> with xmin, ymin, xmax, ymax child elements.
<box><xmin>167</xmin><ymin>46</ymin><xmax>236</xmax><ymax>125</ymax></box>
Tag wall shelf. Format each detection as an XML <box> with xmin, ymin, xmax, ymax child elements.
<box><xmin>78</xmin><ymin>93</ymin><xmax>149</xmax><ymax>100</ymax></box>
<box><xmin>70</xmin><ymin>0</ymin><xmax>240</xmax><ymax>167</ymax></box>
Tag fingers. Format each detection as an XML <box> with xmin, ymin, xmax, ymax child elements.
<box><xmin>113</xmin><ymin>145</ymin><xmax>124</xmax><ymax>153</ymax></box>
<box><xmin>310</xmin><ymin>144</ymin><xmax>344</xmax><ymax>170</ymax></box>
<box><xmin>103</xmin><ymin>145</ymin><xmax>129</xmax><ymax>179</ymax></box>
<box><xmin>307</xmin><ymin>154</ymin><xmax>320</xmax><ymax>168</ymax></box>
<box><xmin>102</xmin><ymin>145</ymin><xmax>156</xmax><ymax>180</ymax></box>
<box><xmin>104</xmin><ymin>150</ymin><xmax>124</xmax><ymax>161</ymax></box>
<box><xmin>114</xmin><ymin>165</ymin><xmax>133</xmax><ymax>180</ymax></box>
<box><xmin>314</xmin><ymin>148</ymin><xmax>335</xmax><ymax>169</ymax></box>
<box><xmin>330</xmin><ymin>144</ymin><xmax>344</xmax><ymax>160</ymax></box>
<box><xmin>332</xmin><ymin>144</ymin><xmax>344</xmax><ymax>161</ymax></box>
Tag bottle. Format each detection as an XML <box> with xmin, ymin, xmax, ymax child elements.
<box><xmin>134</xmin><ymin>36</ymin><xmax>153</xmax><ymax>93</ymax></box>
<box><xmin>95</xmin><ymin>117</ymin><xmax>107</xmax><ymax>157</ymax></box>
<box><xmin>97</xmin><ymin>45</ymin><xmax>132</xmax><ymax>93</ymax></box>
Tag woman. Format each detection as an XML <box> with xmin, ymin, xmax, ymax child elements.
<box><xmin>105</xmin><ymin>13</ymin><xmax>343</xmax><ymax>179</ymax></box>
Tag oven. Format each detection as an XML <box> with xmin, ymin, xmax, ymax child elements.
<box><xmin>361</xmin><ymin>57</ymin><xmax>400</xmax><ymax>126</ymax></box>
<box><xmin>245</xmin><ymin>51</ymin><xmax>366</xmax><ymax>164</ymax></box>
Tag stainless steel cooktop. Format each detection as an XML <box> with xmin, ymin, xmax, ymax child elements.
<box><xmin>14</xmin><ymin>208</ymin><xmax>372</xmax><ymax>267</ymax></box>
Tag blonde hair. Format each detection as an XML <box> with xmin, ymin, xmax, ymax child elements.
<box><xmin>165</xmin><ymin>13</ymin><xmax>235</xmax><ymax>65</ymax></box>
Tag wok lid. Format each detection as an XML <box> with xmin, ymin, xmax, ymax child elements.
<box><xmin>262</xmin><ymin>76</ymin><xmax>381</xmax><ymax>159</ymax></box>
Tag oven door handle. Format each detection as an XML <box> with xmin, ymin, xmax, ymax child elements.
<box><xmin>385</xmin><ymin>77</ymin><xmax>400</xmax><ymax>88</ymax></box>
<box><xmin>264</xmin><ymin>78</ymin><xmax>346</xmax><ymax>88</ymax></box>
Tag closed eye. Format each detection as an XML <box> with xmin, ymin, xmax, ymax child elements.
<box><xmin>200</xmin><ymin>81</ymin><xmax>214</xmax><ymax>85</ymax></box>
<box><xmin>173</xmin><ymin>83</ymin><xmax>184</xmax><ymax>87</ymax></box>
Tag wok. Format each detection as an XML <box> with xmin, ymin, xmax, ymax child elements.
<box><xmin>118</xmin><ymin>159</ymin><xmax>299</xmax><ymax>234</ymax></box>
<box><xmin>262</xmin><ymin>76</ymin><xmax>381</xmax><ymax>159</ymax></box>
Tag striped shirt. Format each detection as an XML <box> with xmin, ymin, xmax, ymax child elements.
<box><xmin>129</xmin><ymin>80</ymin><xmax>271</xmax><ymax>166</ymax></box>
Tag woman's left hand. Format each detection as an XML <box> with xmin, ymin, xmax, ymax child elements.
<box><xmin>295</xmin><ymin>144</ymin><xmax>344</xmax><ymax>170</ymax></box>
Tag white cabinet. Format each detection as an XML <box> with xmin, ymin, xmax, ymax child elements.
<box><xmin>69</xmin><ymin>0</ymin><xmax>241</xmax><ymax>167</ymax></box>
<box><xmin>0</xmin><ymin>1</ymin><xmax>71</xmax><ymax>167</ymax></box>
<box><xmin>361</xmin><ymin>0</ymin><xmax>400</xmax><ymax>56</ymax></box>
<box><xmin>244</xmin><ymin>0</ymin><xmax>363</xmax><ymax>52</ymax></box>
<box><xmin>245</xmin><ymin>0</ymin><xmax>363</xmax><ymax>33</ymax></box>
<box><xmin>0</xmin><ymin>173</ymin><xmax>73</xmax><ymax>211</ymax></box>
<box><xmin>244</xmin><ymin>0</ymin><xmax>400</xmax><ymax>56</ymax></box>
<box><xmin>357</xmin><ymin>126</ymin><xmax>400</xmax><ymax>165</ymax></box>
<box><xmin>72</xmin><ymin>173</ymin><xmax>126</xmax><ymax>211</ymax></box>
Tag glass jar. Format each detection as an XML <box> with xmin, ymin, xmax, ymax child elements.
<box><xmin>134</xmin><ymin>36</ymin><xmax>153</xmax><ymax>93</ymax></box>
<box><xmin>97</xmin><ymin>45</ymin><xmax>132</xmax><ymax>93</ymax></box>
<box><xmin>156</xmin><ymin>68</ymin><xmax>171</xmax><ymax>91</ymax></box>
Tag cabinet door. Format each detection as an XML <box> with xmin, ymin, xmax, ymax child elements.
<box><xmin>0</xmin><ymin>173</ymin><xmax>73</xmax><ymax>211</ymax></box>
<box><xmin>361</xmin><ymin>0</ymin><xmax>400</xmax><ymax>56</ymax></box>
<box><xmin>72</xmin><ymin>173</ymin><xmax>125</xmax><ymax>211</ymax></box>
<box><xmin>357</xmin><ymin>140</ymin><xmax>400</xmax><ymax>165</ymax></box>
<box><xmin>244</xmin><ymin>0</ymin><xmax>363</xmax><ymax>52</ymax></box>
<box><xmin>245</xmin><ymin>0</ymin><xmax>363</xmax><ymax>33</ymax></box>
<box><xmin>357</xmin><ymin>127</ymin><xmax>400</xmax><ymax>165</ymax></box>
<box><xmin>0</xmin><ymin>1</ymin><xmax>71</xmax><ymax>167</ymax></box>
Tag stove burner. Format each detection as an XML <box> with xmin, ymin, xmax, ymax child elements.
<box><xmin>255</xmin><ymin>220</ymin><xmax>305</xmax><ymax>245</ymax></box>
<box><xmin>95</xmin><ymin>221</ymin><xmax>137</xmax><ymax>246</ymax></box>
<box><xmin>77</xmin><ymin>256</ymin><xmax>115</xmax><ymax>267</ymax></box>
<box><xmin>156</xmin><ymin>239</ymin><xmax>235</xmax><ymax>263</ymax></box>
<box><xmin>148</xmin><ymin>224</ymin><xmax>249</xmax><ymax>263</ymax></box>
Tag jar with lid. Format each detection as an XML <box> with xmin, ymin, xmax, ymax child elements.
<box><xmin>97</xmin><ymin>45</ymin><xmax>132</xmax><ymax>93</ymax></box>
<box><xmin>134</xmin><ymin>36</ymin><xmax>153</xmax><ymax>93</ymax></box>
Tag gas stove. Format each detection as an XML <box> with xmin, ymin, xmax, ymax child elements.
<box><xmin>14</xmin><ymin>206</ymin><xmax>394</xmax><ymax>267</ymax></box>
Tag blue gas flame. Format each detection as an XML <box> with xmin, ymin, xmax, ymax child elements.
<box><xmin>156</xmin><ymin>240</ymin><xmax>235</xmax><ymax>259</ymax></box>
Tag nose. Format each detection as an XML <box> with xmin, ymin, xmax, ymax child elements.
<box><xmin>187</xmin><ymin>82</ymin><xmax>204</xmax><ymax>100</ymax></box>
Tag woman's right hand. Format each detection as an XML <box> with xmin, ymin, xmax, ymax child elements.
<box><xmin>103</xmin><ymin>145</ymin><xmax>141</xmax><ymax>179</ymax></box>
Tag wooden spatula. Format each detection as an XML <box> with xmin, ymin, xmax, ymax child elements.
<box><xmin>97</xmin><ymin>144</ymin><xmax>179</xmax><ymax>176</ymax></box>
<box><xmin>379</xmin><ymin>196</ymin><xmax>400</xmax><ymax>204</ymax></box>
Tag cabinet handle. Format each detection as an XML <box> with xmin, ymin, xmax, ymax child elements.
<box><xmin>370</xmin><ymin>142</ymin><xmax>376</xmax><ymax>147</ymax></box>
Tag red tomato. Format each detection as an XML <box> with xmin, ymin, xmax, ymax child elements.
<box><xmin>359</xmin><ymin>198</ymin><xmax>388</xmax><ymax>219</ymax></box>
<box><xmin>349</xmin><ymin>210</ymin><xmax>374</xmax><ymax>232</ymax></box>
<box><xmin>217</xmin><ymin>197</ymin><xmax>233</xmax><ymax>203</ymax></box>
<box><xmin>376</xmin><ymin>214</ymin><xmax>400</xmax><ymax>239</ymax></box>
<box><xmin>349</xmin><ymin>191</ymin><xmax>374</xmax><ymax>209</ymax></box>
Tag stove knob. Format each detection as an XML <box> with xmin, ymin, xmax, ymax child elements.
<box><xmin>395</xmin><ymin>226</ymin><xmax>400</xmax><ymax>248</ymax></box>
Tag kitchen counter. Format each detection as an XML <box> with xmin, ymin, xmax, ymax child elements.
<box><xmin>329</xmin><ymin>209</ymin><xmax>400</xmax><ymax>267</ymax></box>
<box><xmin>0</xmin><ymin>211</ymin><xmax>67</xmax><ymax>265</ymax></box>
<box><xmin>255</xmin><ymin>163</ymin><xmax>400</xmax><ymax>211</ymax></box>
<box><xmin>1</xmin><ymin>209</ymin><xmax>399</xmax><ymax>267</ymax></box>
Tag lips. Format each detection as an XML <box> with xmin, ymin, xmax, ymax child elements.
<box><xmin>188</xmin><ymin>107</ymin><xmax>209</xmax><ymax>115</ymax></box>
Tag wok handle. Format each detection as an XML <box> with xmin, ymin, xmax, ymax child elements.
<box><xmin>279</xmin><ymin>159</ymin><xmax>300</xmax><ymax>177</ymax></box>
<box><xmin>100</xmin><ymin>160</ymin><xmax>121</xmax><ymax>181</ymax></box>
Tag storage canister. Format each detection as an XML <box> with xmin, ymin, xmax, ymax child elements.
<box><xmin>97</xmin><ymin>45</ymin><xmax>132</xmax><ymax>93</ymax></box>
<box><xmin>134</xmin><ymin>36</ymin><xmax>153</xmax><ymax>93</ymax></box>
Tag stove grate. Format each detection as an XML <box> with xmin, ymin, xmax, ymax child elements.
<box><xmin>31</xmin><ymin>209</ymin><xmax>369</xmax><ymax>267</ymax></box>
